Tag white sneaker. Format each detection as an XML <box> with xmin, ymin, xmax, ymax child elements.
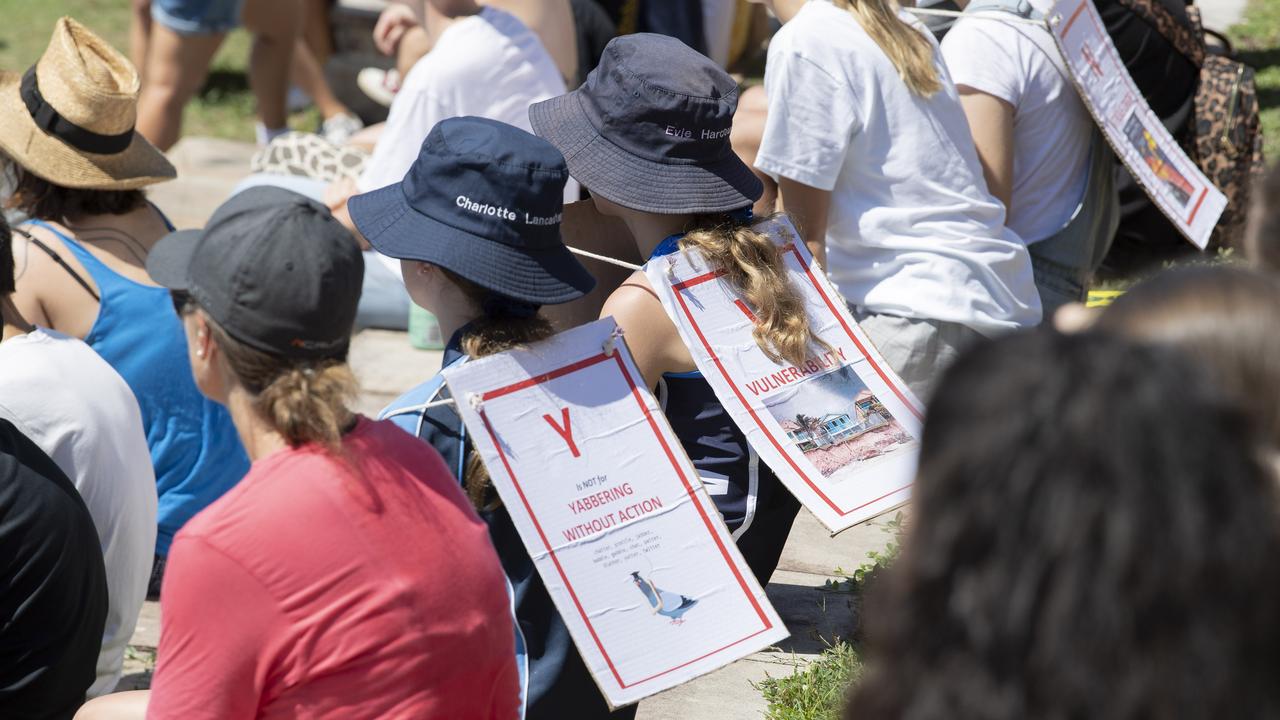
<box><xmin>321</xmin><ymin>112</ymin><xmax>365</xmax><ymax>145</ymax></box>
<box><xmin>357</xmin><ymin>67</ymin><xmax>401</xmax><ymax>108</ymax></box>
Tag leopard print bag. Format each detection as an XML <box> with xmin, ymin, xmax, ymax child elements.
<box><xmin>1115</xmin><ymin>0</ymin><xmax>1266</xmax><ymax>247</ymax></box>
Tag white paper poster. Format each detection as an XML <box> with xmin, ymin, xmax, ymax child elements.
<box><xmin>1049</xmin><ymin>0</ymin><xmax>1225</xmax><ymax>248</ymax></box>
<box><xmin>443</xmin><ymin>319</ymin><xmax>787</xmax><ymax>709</ymax></box>
<box><xmin>645</xmin><ymin>217</ymin><xmax>924</xmax><ymax>534</ymax></box>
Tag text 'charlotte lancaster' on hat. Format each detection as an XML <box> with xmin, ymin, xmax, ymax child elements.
<box><xmin>347</xmin><ymin>116</ymin><xmax>595</xmax><ymax>306</ymax></box>
<box><xmin>146</xmin><ymin>187</ymin><xmax>365</xmax><ymax>361</ymax></box>
<box><xmin>529</xmin><ymin>33</ymin><xmax>763</xmax><ymax>216</ymax></box>
<box><xmin>0</xmin><ymin>17</ymin><xmax>174</xmax><ymax>190</ymax></box>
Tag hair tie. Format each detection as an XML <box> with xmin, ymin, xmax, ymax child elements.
<box><xmin>482</xmin><ymin>293</ymin><xmax>540</xmax><ymax>319</ymax></box>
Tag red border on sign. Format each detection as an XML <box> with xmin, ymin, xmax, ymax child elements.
<box><xmin>477</xmin><ymin>351</ymin><xmax>774</xmax><ymax>690</ymax></box>
<box><xmin>666</xmin><ymin>241</ymin><xmax>917</xmax><ymax>517</ymax></box>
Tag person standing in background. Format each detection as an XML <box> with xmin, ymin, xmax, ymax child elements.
<box><xmin>752</xmin><ymin>0</ymin><xmax>1041</xmax><ymax>399</ymax></box>
<box><xmin>133</xmin><ymin>0</ymin><xmax>300</xmax><ymax>150</ymax></box>
<box><xmin>942</xmin><ymin>0</ymin><xmax>1119</xmax><ymax>313</ymax></box>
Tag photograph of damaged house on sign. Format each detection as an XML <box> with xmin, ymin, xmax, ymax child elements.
<box><xmin>766</xmin><ymin>365</ymin><xmax>915</xmax><ymax>481</ymax></box>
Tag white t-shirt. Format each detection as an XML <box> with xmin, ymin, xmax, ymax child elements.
<box><xmin>358</xmin><ymin>7</ymin><xmax>576</xmax><ymax>277</ymax></box>
<box><xmin>755</xmin><ymin>0</ymin><xmax>1041</xmax><ymax>335</ymax></box>
<box><xmin>941</xmin><ymin>8</ymin><xmax>1092</xmax><ymax>244</ymax></box>
<box><xmin>0</xmin><ymin>329</ymin><xmax>157</xmax><ymax>698</ymax></box>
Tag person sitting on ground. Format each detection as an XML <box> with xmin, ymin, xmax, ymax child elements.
<box><xmin>0</xmin><ymin>216</ymin><xmax>156</xmax><ymax>699</ymax></box>
<box><xmin>532</xmin><ymin>34</ymin><xmax>811</xmax><ymax>586</ymax></box>
<box><xmin>846</xmin><ymin>329</ymin><xmax>1280</xmax><ymax>719</ymax></box>
<box><xmin>752</xmin><ymin>0</ymin><xmax>1042</xmax><ymax>399</ymax></box>
<box><xmin>133</xmin><ymin>0</ymin><xmax>300</xmax><ymax>150</ymax></box>
<box><xmin>249</xmin><ymin>0</ymin><xmax>573</xmax><ymax>332</ymax></box>
<box><xmin>0</xmin><ymin>418</ymin><xmax>108</xmax><ymax>720</ymax></box>
<box><xmin>1096</xmin><ymin>265</ymin><xmax>1280</xmax><ymax>463</ymax></box>
<box><xmin>354</xmin><ymin>117</ymin><xmax>626</xmax><ymax>719</ymax></box>
<box><xmin>942</xmin><ymin>0</ymin><xmax>1119</xmax><ymax>313</ymax></box>
<box><xmin>1</xmin><ymin>17</ymin><xmax>249</xmax><ymax>599</ymax></box>
<box><xmin>75</xmin><ymin>188</ymin><xmax>522</xmax><ymax>720</ymax></box>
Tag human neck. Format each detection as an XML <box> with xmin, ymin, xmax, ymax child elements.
<box><xmin>618</xmin><ymin>211</ymin><xmax>695</xmax><ymax>259</ymax></box>
<box><xmin>424</xmin><ymin>0</ymin><xmax>482</xmax><ymax>43</ymax></box>
<box><xmin>226</xmin><ymin>386</ymin><xmax>290</xmax><ymax>462</ymax></box>
<box><xmin>0</xmin><ymin>296</ymin><xmax>35</xmax><ymax>342</ymax></box>
<box><xmin>770</xmin><ymin>0</ymin><xmax>810</xmax><ymax>23</ymax></box>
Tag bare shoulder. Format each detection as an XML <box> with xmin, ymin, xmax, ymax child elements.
<box><xmin>600</xmin><ymin>271</ymin><xmax>692</xmax><ymax>384</ymax></box>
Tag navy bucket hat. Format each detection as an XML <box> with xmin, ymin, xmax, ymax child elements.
<box><xmin>529</xmin><ymin>33</ymin><xmax>763</xmax><ymax>215</ymax></box>
<box><xmin>348</xmin><ymin>116</ymin><xmax>595</xmax><ymax>305</ymax></box>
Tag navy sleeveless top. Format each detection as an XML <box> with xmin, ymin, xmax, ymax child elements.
<box><xmin>650</xmin><ymin>234</ymin><xmax>800</xmax><ymax>584</ymax></box>
<box><xmin>25</xmin><ymin>219</ymin><xmax>250</xmax><ymax>556</ymax></box>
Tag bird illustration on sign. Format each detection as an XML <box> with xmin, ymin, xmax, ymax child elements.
<box><xmin>631</xmin><ymin>571</ymin><xmax>697</xmax><ymax>625</ymax></box>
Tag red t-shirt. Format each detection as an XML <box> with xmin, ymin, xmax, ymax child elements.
<box><xmin>147</xmin><ymin>418</ymin><xmax>520</xmax><ymax>720</ymax></box>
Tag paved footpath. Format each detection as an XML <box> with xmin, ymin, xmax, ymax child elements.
<box><xmin>126</xmin><ymin>138</ymin><xmax>901</xmax><ymax>718</ymax></box>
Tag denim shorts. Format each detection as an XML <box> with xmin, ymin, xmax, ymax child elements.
<box><xmin>152</xmin><ymin>0</ymin><xmax>244</xmax><ymax>35</ymax></box>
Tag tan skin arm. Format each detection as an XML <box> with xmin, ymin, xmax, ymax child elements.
<box><xmin>9</xmin><ymin>233</ymin><xmax>55</xmax><ymax>329</ymax></box>
<box><xmin>600</xmin><ymin>272</ymin><xmax>696</xmax><ymax>390</ymax></box>
<box><xmin>956</xmin><ymin>86</ymin><xmax>1016</xmax><ymax>211</ymax></box>
<box><xmin>776</xmin><ymin>177</ymin><xmax>832</xmax><ymax>268</ymax></box>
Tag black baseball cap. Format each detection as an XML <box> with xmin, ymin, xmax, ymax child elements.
<box><xmin>348</xmin><ymin>116</ymin><xmax>595</xmax><ymax>306</ymax></box>
<box><xmin>529</xmin><ymin>33</ymin><xmax>763</xmax><ymax>215</ymax></box>
<box><xmin>147</xmin><ymin>187</ymin><xmax>364</xmax><ymax>360</ymax></box>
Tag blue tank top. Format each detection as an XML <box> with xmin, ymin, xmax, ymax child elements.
<box><xmin>27</xmin><ymin>219</ymin><xmax>250</xmax><ymax>556</ymax></box>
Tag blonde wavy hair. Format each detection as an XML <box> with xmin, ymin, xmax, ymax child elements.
<box><xmin>681</xmin><ymin>214</ymin><xmax>823</xmax><ymax>368</ymax></box>
<box><xmin>833</xmin><ymin>0</ymin><xmax>941</xmax><ymax>97</ymax></box>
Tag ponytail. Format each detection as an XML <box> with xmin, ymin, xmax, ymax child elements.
<box><xmin>681</xmin><ymin>214</ymin><xmax>823</xmax><ymax>368</ymax></box>
<box><xmin>203</xmin><ymin>314</ymin><xmax>357</xmax><ymax>451</ymax></box>
<box><xmin>442</xmin><ymin>269</ymin><xmax>556</xmax><ymax>510</ymax></box>
<box><xmin>834</xmin><ymin>0</ymin><xmax>941</xmax><ymax>97</ymax></box>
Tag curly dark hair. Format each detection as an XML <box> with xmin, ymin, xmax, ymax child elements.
<box><xmin>846</xmin><ymin>329</ymin><xmax>1280</xmax><ymax>720</ymax></box>
<box><xmin>0</xmin><ymin>212</ymin><xmax>11</xmax><ymax>295</ymax></box>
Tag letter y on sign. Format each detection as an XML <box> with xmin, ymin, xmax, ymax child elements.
<box><xmin>543</xmin><ymin>407</ymin><xmax>581</xmax><ymax>458</ymax></box>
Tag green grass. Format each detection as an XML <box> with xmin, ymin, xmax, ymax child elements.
<box><xmin>757</xmin><ymin>643</ymin><xmax>865</xmax><ymax>720</ymax></box>
<box><xmin>0</xmin><ymin>0</ymin><xmax>318</xmax><ymax>142</ymax></box>
<box><xmin>1230</xmin><ymin>0</ymin><xmax>1280</xmax><ymax>160</ymax></box>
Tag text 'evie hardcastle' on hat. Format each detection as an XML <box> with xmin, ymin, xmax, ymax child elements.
<box><xmin>529</xmin><ymin>33</ymin><xmax>762</xmax><ymax>215</ymax></box>
<box><xmin>147</xmin><ymin>187</ymin><xmax>364</xmax><ymax>360</ymax></box>
<box><xmin>0</xmin><ymin>17</ymin><xmax>174</xmax><ymax>190</ymax></box>
<box><xmin>348</xmin><ymin>116</ymin><xmax>595</xmax><ymax>306</ymax></box>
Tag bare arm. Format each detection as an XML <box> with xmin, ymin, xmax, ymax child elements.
<box><xmin>600</xmin><ymin>273</ymin><xmax>690</xmax><ymax>389</ymax></box>
<box><xmin>776</xmin><ymin>177</ymin><xmax>832</xmax><ymax>268</ymax></box>
<box><xmin>323</xmin><ymin>177</ymin><xmax>371</xmax><ymax>251</ymax></box>
<box><xmin>956</xmin><ymin>86</ymin><xmax>1016</xmax><ymax>211</ymax></box>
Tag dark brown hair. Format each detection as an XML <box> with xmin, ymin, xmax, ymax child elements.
<box><xmin>847</xmin><ymin>330</ymin><xmax>1280</xmax><ymax>720</ymax></box>
<box><xmin>1096</xmin><ymin>265</ymin><xmax>1280</xmax><ymax>451</ymax></box>
<box><xmin>1246</xmin><ymin>163</ymin><xmax>1280</xmax><ymax>272</ymax></box>
<box><xmin>0</xmin><ymin>212</ymin><xmax>12</xmax><ymax>295</ymax></box>
<box><xmin>443</xmin><ymin>268</ymin><xmax>555</xmax><ymax>509</ymax></box>
<box><xmin>8</xmin><ymin>170</ymin><xmax>145</xmax><ymax>221</ymax></box>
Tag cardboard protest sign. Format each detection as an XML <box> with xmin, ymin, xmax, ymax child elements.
<box><xmin>443</xmin><ymin>318</ymin><xmax>787</xmax><ymax>709</ymax></box>
<box><xmin>1049</xmin><ymin>0</ymin><xmax>1226</xmax><ymax>248</ymax></box>
<box><xmin>645</xmin><ymin>217</ymin><xmax>924</xmax><ymax>534</ymax></box>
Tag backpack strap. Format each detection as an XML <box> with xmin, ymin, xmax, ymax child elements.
<box><xmin>1113</xmin><ymin>0</ymin><xmax>1206</xmax><ymax>67</ymax></box>
<box><xmin>12</xmin><ymin>226</ymin><xmax>100</xmax><ymax>302</ymax></box>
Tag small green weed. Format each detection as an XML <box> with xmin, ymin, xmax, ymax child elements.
<box><xmin>757</xmin><ymin>642</ymin><xmax>864</xmax><ymax>720</ymax></box>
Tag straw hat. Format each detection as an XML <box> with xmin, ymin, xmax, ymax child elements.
<box><xmin>0</xmin><ymin>17</ymin><xmax>175</xmax><ymax>190</ymax></box>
